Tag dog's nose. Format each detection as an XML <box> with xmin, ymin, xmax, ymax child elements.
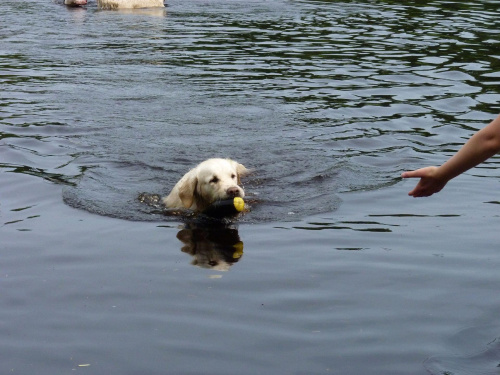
<box><xmin>226</xmin><ymin>187</ymin><xmax>241</xmax><ymax>197</ymax></box>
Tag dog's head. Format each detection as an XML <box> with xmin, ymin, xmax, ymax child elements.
<box><xmin>178</xmin><ymin>158</ymin><xmax>249</xmax><ymax>211</ymax></box>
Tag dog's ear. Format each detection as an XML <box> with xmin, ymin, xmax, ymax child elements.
<box><xmin>178</xmin><ymin>174</ymin><xmax>198</xmax><ymax>209</ymax></box>
<box><xmin>234</xmin><ymin>162</ymin><xmax>252</xmax><ymax>184</ymax></box>
<box><xmin>236</xmin><ymin>163</ymin><xmax>249</xmax><ymax>176</ymax></box>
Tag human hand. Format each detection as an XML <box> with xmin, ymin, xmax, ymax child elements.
<box><xmin>401</xmin><ymin>166</ymin><xmax>448</xmax><ymax>197</ymax></box>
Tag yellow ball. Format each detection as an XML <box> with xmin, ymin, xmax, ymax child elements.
<box><xmin>233</xmin><ymin>197</ymin><xmax>245</xmax><ymax>212</ymax></box>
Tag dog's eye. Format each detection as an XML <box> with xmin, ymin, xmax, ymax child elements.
<box><xmin>210</xmin><ymin>176</ymin><xmax>219</xmax><ymax>184</ymax></box>
<box><xmin>231</xmin><ymin>174</ymin><xmax>236</xmax><ymax>179</ymax></box>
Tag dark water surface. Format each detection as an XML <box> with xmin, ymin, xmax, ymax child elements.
<box><xmin>1</xmin><ymin>0</ymin><xmax>500</xmax><ymax>374</ymax></box>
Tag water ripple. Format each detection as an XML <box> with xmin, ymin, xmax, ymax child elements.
<box><xmin>1</xmin><ymin>0</ymin><xmax>499</xmax><ymax>221</ymax></box>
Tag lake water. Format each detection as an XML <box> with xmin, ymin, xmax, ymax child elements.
<box><xmin>1</xmin><ymin>0</ymin><xmax>500</xmax><ymax>374</ymax></box>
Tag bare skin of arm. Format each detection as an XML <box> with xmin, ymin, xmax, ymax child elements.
<box><xmin>402</xmin><ymin>114</ymin><xmax>500</xmax><ymax>197</ymax></box>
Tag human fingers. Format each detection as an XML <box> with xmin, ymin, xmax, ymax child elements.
<box><xmin>402</xmin><ymin>166</ymin><xmax>441</xmax><ymax>179</ymax></box>
<box><xmin>408</xmin><ymin>177</ymin><xmax>446</xmax><ymax>197</ymax></box>
<box><xmin>407</xmin><ymin>183</ymin><xmax>426</xmax><ymax>197</ymax></box>
<box><xmin>401</xmin><ymin>167</ymin><xmax>432</xmax><ymax>179</ymax></box>
<box><xmin>408</xmin><ymin>188</ymin><xmax>434</xmax><ymax>198</ymax></box>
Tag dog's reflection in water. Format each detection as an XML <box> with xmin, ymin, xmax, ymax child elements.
<box><xmin>177</xmin><ymin>222</ymin><xmax>244</xmax><ymax>271</ymax></box>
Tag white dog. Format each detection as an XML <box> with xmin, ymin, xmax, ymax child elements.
<box><xmin>163</xmin><ymin>158</ymin><xmax>249</xmax><ymax>212</ymax></box>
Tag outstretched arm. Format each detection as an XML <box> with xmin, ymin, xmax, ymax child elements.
<box><xmin>402</xmin><ymin>114</ymin><xmax>500</xmax><ymax>197</ymax></box>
